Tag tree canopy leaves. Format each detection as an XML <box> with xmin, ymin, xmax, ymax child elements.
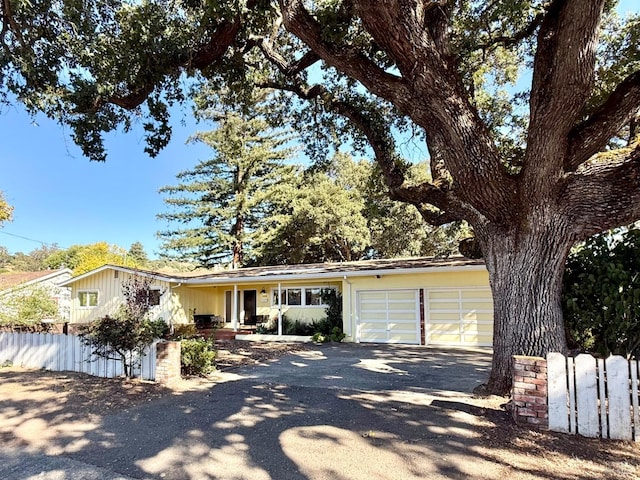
<box><xmin>0</xmin><ymin>191</ymin><xmax>13</xmax><ymax>225</ymax></box>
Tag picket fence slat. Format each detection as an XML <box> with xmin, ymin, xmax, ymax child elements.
<box><xmin>607</xmin><ymin>356</ymin><xmax>633</xmax><ymax>440</ymax></box>
<box><xmin>0</xmin><ymin>332</ymin><xmax>156</xmax><ymax>381</ymax></box>
<box><xmin>567</xmin><ymin>356</ymin><xmax>577</xmax><ymax>434</ymax></box>
<box><xmin>548</xmin><ymin>352</ymin><xmax>639</xmax><ymax>441</ymax></box>
<box><xmin>631</xmin><ymin>361</ymin><xmax>639</xmax><ymax>442</ymax></box>
<box><xmin>548</xmin><ymin>352</ymin><xmax>570</xmax><ymax>433</ymax></box>
<box><xmin>575</xmin><ymin>354</ymin><xmax>599</xmax><ymax>437</ymax></box>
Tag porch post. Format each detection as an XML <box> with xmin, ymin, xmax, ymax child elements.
<box><xmin>277</xmin><ymin>283</ymin><xmax>283</xmax><ymax>336</ymax></box>
<box><xmin>232</xmin><ymin>284</ymin><xmax>238</xmax><ymax>332</ymax></box>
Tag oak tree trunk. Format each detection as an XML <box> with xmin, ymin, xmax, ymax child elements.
<box><xmin>480</xmin><ymin>214</ymin><xmax>572</xmax><ymax>395</ymax></box>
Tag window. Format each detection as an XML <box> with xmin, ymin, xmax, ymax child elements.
<box><xmin>272</xmin><ymin>287</ymin><xmax>335</xmax><ymax>307</ymax></box>
<box><xmin>79</xmin><ymin>290</ymin><xmax>98</xmax><ymax>308</ymax></box>
<box><xmin>305</xmin><ymin>288</ymin><xmax>323</xmax><ymax>306</ymax></box>
<box><xmin>148</xmin><ymin>288</ymin><xmax>161</xmax><ymax>307</ymax></box>
<box><xmin>287</xmin><ymin>288</ymin><xmax>302</xmax><ymax>305</ymax></box>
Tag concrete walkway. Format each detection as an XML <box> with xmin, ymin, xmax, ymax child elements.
<box><xmin>2</xmin><ymin>344</ymin><xmax>501</xmax><ymax>480</ymax></box>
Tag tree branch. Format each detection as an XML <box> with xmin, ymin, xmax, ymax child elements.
<box><xmin>566</xmin><ymin>70</ymin><xmax>640</xmax><ymax>170</ymax></box>
<box><xmin>189</xmin><ymin>18</ymin><xmax>243</xmax><ymax>70</ymax></box>
<box><xmin>476</xmin><ymin>11</ymin><xmax>545</xmax><ymax>53</ymax></box>
<box><xmin>523</xmin><ymin>0</ymin><xmax>606</xmax><ymax>194</ymax></box>
<box><xmin>260</xmin><ymin>78</ymin><xmax>477</xmax><ymax>226</ymax></box>
<box><xmin>564</xmin><ymin>141</ymin><xmax>640</xmax><ymax>239</ymax></box>
<box><xmin>278</xmin><ymin>0</ymin><xmax>411</xmax><ymax>107</ymax></box>
<box><xmin>256</xmin><ymin>35</ymin><xmax>320</xmax><ymax>76</ymax></box>
<box><xmin>1</xmin><ymin>0</ymin><xmax>26</xmax><ymax>51</ymax></box>
<box><xmin>94</xmin><ymin>18</ymin><xmax>242</xmax><ymax>112</ymax></box>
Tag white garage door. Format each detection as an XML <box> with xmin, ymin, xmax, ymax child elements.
<box><xmin>356</xmin><ymin>290</ymin><xmax>420</xmax><ymax>344</ymax></box>
<box><xmin>426</xmin><ymin>288</ymin><xmax>493</xmax><ymax>347</ymax></box>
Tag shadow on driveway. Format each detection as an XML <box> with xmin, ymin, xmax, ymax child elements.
<box><xmin>2</xmin><ymin>343</ymin><xmax>547</xmax><ymax>480</ymax></box>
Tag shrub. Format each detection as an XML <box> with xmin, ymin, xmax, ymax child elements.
<box><xmin>310</xmin><ymin>289</ymin><xmax>346</xmax><ymax>342</ymax></box>
<box><xmin>171</xmin><ymin>323</ymin><xmax>200</xmax><ymax>340</ymax></box>
<box><xmin>563</xmin><ymin>227</ymin><xmax>640</xmax><ymax>358</ymax></box>
<box><xmin>181</xmin><ymin>338</ymin><xmax>216</xmax><ymax>376</ymax></box>
<box><xmin>0</xmin><ymin>285</ymin><xmax>58</xmax><ymax>331</ymax></box>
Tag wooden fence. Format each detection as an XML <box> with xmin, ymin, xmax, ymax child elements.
<box><xmin>0</xmin><ymin>332</ymin><xmax>157</xmax><ymax>380</ymax></box>
<box><xmin>548</xmin><ymin>352</ymin><xmax>640</xmax><ymax>441</ymax></box>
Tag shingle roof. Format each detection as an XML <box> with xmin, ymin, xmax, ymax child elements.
<box><xmin>61</xmin><ymin>256</ymin><xmax>485</xmax><ymax>286</ymax></box>
<box><xmin>184</xmin><ymin>256</ymin><xmax>485</xmax><ymax>282</ymax></box>
<box><xmin>0</xmin><ymin>269</ymin><xmax>72</xmax><ymax>292</ymax></box>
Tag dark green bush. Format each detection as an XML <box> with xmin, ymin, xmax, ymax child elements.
<box><xmin>563</xmin><ymin>227</ymin><xmax>640</xmax><ymax>358</ymax></box>
<box><xmin>180</xmin><ymin>338</ymin><xmax>216</xmax><ymax>376</ymax></box>
<box><xmin>310</xmin><ymin>289</ymin><xmax>345</xmax><ymax>342</ymax></box>
<box><xmin>256</xmin><ymin>315</ymin><xmax>314</xmax><ymax>335</ymax></box>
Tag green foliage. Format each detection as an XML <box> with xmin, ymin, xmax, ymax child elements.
<box><xmin>127</xmin><ymin>242</ymin><xmax>149</xmax><ymax>267</ymax></box>
<box><xmin>0</xmin><ymin>285</ymin><xmax>58</xmax><ymax>330</ymax></box>
<box><xmin>171</xmin><ymin>323</ymin><xmax>199</xmax><ymax>340</ymax></box>
<box><xmin>312</xmin><ymin>327</ymin><xmax>345</xmax><ymax>343</ymax></box>
<box><xmin>253</xmin><ymin>154</ymin><xmax>465</xmax><ymax>265</ymax></box>
<box><xmin>157</xmin><ymin>101</ymin><xmax>297</xmax><ymax>268</ymax></box>
<box><xmin>320</xmin><ymin>289</ymin><xmax>342</xmax><ymax>331</ymax></box>
<box><xmin>562</xmin><ymin>227</ymin><xmax>640</xmax><ymax>358</ymax></box>
<box><xmin>45</xmin><ymin>242</ymin><xmax>127</xmax><ymax>275</ymax></box>
<box><xmin>255</xmin><ymin>168</ymin><xmax>370</xmax><ymax>264</ymax></box>
<box><xmin>80</xmin><ymin>274</ymin><xmax>167</xmax><ymax>377</ymax></box>
<box><xmin>180</xmin><ymin>338</ymin><xmax>216</xmax><ymax>376</ymax></box>
<box><xmin>309</xmin><ymin>289</ymin><xmax>345</xmax><ymax>342</ymax></box>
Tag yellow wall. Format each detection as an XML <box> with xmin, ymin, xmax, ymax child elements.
<box><xmin>68</xmin><ymin>269</ymin><xmax>214</xmax><ymax>326</ymax></box>
<box><xmin>69</xmin><ymin>267</ymin><xmax>493</xmax><ymax>346</ymax></box>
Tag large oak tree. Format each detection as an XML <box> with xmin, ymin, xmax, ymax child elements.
<box><xmin>1</xmin><ymin>0</ymin><xmax>639</xmax><ymax>394</ymax></box>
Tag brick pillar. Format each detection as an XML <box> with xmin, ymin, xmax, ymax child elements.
<box><xmin>512</xmin><ymin>355</ymin><xmax>548</xmax><ymax>428</ymax></box>
<box><xmin>156</xmin><ymin>341</ymin><xmax>181</xmax><ymax>385</ymax></box>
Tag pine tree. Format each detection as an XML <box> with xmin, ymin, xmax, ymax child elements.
<box><xmin>157</xmin><ymin>110</ymin><xmax>296</xmax><ymax>268</ymax></box>
<box><xmin>127</xmin><ymin>242</ymin><xmax>149</xmax><ymax>267</ymax></box>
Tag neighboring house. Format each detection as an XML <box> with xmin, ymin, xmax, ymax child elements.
<box><xmin>60</xmin><ymin>257</ymin><xmax>493</xmax><ymax>347</ymax></box>
<box><xmin>0</xmin><ymin>269</ymin><xmax>73</xmax><ymax>321</ymax></box>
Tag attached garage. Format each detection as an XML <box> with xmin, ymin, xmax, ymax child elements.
<box><xmin>425</xmin><ymin>288</ymin><xmax>493</xmax><ymax>347</ymax></box>
<box><xmin>356</xmin><ymin>289</ymin><xmax>421</xmax><ymax>344</ymax></box>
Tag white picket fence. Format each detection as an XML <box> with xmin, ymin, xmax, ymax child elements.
<box><xmin>0</xmin><ymin>332</ymin><xmax>157</xmax><ymax>380</ymax></box>
<box><xmin>548</xmin><ymin>352</ymin><xmax>640</xmax><ymax>441</ymax></box>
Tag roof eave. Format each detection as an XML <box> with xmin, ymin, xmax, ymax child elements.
<box><xmin>181</xmin><ymin>263</ymin><xmax>487</xmax><ymax>286</ymax></box>
<box><xmin>59</xmin><ymin>264</ymin><xmax>185</xmax><ymax>287</ymax></box>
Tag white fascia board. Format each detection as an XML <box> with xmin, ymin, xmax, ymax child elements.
<box><xmin>59</xmin><ymin>265</ymin><xmax>184</xmax><ymax>287</ymax></box>
<box><xmin>182</xmin><ymin>264</ymin><xmax>487</xmax><ymax>286</ymax></box>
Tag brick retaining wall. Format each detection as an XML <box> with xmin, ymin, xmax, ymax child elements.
<box><xmin>512</xmin><ymin>355</ymin><xmax>548</xmax><ymax>427</ymax></box>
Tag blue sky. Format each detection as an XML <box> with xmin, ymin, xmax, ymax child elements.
<box><xmin>0</xmin><ymin>104</ymin><xmax>214</xmax><ymax>258</ymax></box>
<box><xmin>0</xmin><ymin>2</ymin><xmax>637</xmax><ymax>259</ymax></box>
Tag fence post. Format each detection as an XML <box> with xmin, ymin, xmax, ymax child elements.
<box><xmin>155</xmin><ymin>341</ymin><xmax>181</xmax><ymax>385</ymax></box>
<box><xmin>512</xmin><ymin>355</ymin><xmax>548</xmax><ymax>428</ymax></box>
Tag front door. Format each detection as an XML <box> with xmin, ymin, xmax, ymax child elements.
<box><xmin>244</xmin><ymin>290</ymin><xmax>257</xmax><ymax>324</ymax></box>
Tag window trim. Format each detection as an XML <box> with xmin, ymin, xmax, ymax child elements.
<box><xmin>78</xmin><ymin>289</ymin><xmax>99</xmax><ymax>308</ymax></box>
<box><xmin>271</xmin><ymin>286</ymin><xmax>336</xmax><ymax>308</ymax></box>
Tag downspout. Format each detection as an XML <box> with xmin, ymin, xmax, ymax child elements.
<box><xmin>232</xmin><ymin>284</ymin><xmax>238</xmax><ymax>332</ymax></box>
<box><xmin>343</xmin><ymin>275</ymin><xmax>354</xmax><ymax>342</ymax></box>
<box><xmin>277</xmin><ymin>282</ymin><xmax>283</xmax><ymax>336</ymax></box>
